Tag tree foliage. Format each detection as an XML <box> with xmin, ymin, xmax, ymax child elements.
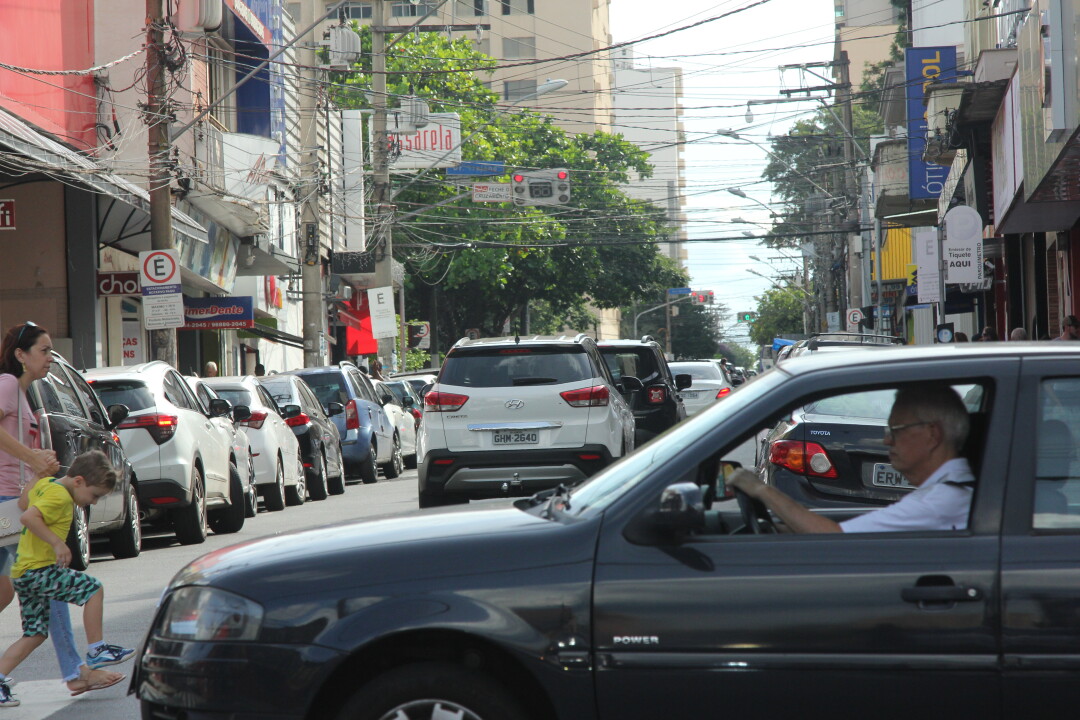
<box><xmin>749</xmin><ymin>285</ymin><xmax>805</xmax><ymax>348</ymax></box>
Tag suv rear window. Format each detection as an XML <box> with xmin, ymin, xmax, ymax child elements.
<box><xmin>295</xmin><ymin>372</ymin><xmax>349</xmax><ymax>408</ymax></box>
<box><xmin>599</xmin><ymin>348</ymin><xmax>660</xmax><ymax>383</ymax></box>
<box><xmin>91</xmin><ymin>380</ymin><xmax>156</xmax><ymax>412</ymax></box>
<box><xmin>441</xmin><ymin>347</ymin><xmax>592</xmax><ymax>387</ymax></box>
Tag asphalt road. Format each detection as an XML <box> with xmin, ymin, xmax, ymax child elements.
<box><xmin>0</xmin><ymin>469</ymin><xmax>420</xmax><ymax>719</ymax></box>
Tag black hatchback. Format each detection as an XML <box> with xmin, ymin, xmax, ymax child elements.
<box><xmin>598</xmin><ymin>337</ymin><xmax>691</xmax><ymax>444</ymax></box>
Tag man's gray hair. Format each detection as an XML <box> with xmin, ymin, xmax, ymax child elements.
<box><xmin>893</xmin><ymin>384</ymin><xmax>970</xmax><ymax>453</ymax></box>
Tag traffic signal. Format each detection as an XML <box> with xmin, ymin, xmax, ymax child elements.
<box><xmin>739</xmin><ymin>311</ymin><xmax>757</xmax><ymax>323</ymax></box>
<box><xmin>691</xmin><ymin>290</ymin><xmax>714</xmax><ymax>305</ymax></box>
<box><xmin>510</xmin><ymin>168</ymin><xmax>571</xmax><ymax>206</ymax></box>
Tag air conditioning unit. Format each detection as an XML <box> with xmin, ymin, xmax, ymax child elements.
<box><xmin>327</xmin><ymin>26</ymin><xmax>362</xmax><ymax>70</ymax></box>
<box><xmin>172</xmin><ymin>0</ymin><xmax>223</xmax><ymax>33</ymax></box>
<box><xmin>389</xmin><ymin>97</ymin><xmax>430</xmax><ymax>135</ymax></box>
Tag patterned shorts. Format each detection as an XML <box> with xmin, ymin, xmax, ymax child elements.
<box><xmin>13</xmin><ymin>566</ymin><xmax>102</xmax><ymax>637</ymax></box>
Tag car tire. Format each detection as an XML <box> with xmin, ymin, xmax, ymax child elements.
<box><xmin>209</xmin><ymin>463</ymin><xmax>246</xmax><ymax>534</ymax></box>
<box><xmin>285</xmin><ymin>457</ymin><xmax>307</xmax><ymax>506</ymax></box>
<box><xmin>174</xmin><ymin>465</ymin><xmax>208</xmax><ymax>545</ymax></box>
<box><xmin>263</xmin><ymin>458</ymin><xmax>286</xmax><ymax>512</ymax></box>
<box><xmin>328</xmin><ymin>447</ymin><xmax>346</xmax><ymax>496</ymax></box>
<box><xmin>65</xmin><ymin>506</ymin><xmax>91</xmax><ymax>571</ymax></box>
<box><xmin>333</xmin><ymin>662</ymin><xmax>526</xmax><ymax>720</ymax></box>
<box><xmin>404</xmin><ymin>445</ymin><xmax>418</xmax><ymax>470</ymax></box>
<box><xmin>109</xmin><ymin>483</ymin><xmax>141</xmax><ymax>559</ymax></box>
<box><xmin>382</xmin><ymin>435</ymin><xmax>403</xmax><ymax>479</ymax></box>
<box><xmin>359</xmin><ymin>441</ymin><xmax>378</xmax><ymax>484</ymax></box>
<box><xmin>308</xmin><ymin>452</ymin><xmax>328</xmax><ymax>501</ymax></box>
<box><xmin>244</xmin><ymin>460</ymin><xmax>258</xmax><ymax>518</ymax></box>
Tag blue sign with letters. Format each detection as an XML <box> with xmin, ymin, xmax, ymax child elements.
<box><xmin>446</xmin><ymin>161</ymin><xmax>506</xmax><ymax>176</ymax></box>
<box><xmin>904</xmin><ymin>46</ymin><xmax>957</xmax><ymax>200</ymax></box>
<box><xmin>668</xmin><ymin>287</ymin><xmax>692</xmax><ymax>295</ymax></box>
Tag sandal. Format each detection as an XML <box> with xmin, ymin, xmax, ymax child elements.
<box><xmin>69</xmin><ymin>672</ymin><xmax>125</xmax><ymax>697</ymax></box>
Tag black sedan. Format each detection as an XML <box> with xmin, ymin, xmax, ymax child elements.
<box><xmin>258</xmin><ymin>374</ymin><xmax>345</xmax><ymax>502</ymax></box>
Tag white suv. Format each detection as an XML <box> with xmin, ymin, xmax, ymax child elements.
<box><xmin>85</xmin><ymin>361</ymin><xmax>241</xmax><ymax>545</ymax></box>
<box><xmin>417</xmin><ymin>334</ymin><xmax>637</xmax><ymax>508</ymax></box>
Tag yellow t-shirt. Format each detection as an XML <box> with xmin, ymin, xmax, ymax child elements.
<box><xmin>11</xmin><ymin>479</ymin><xmax>73</xmax><ymax>579</ymax></box>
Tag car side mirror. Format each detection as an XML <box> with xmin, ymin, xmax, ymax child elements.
<box><xmin>401</xmin><ymin>396</ymin><xmax>414</xmax><ymax>409</ymax></box>
<box><xmin>106</xmin><ymin>404</ymin><xmax>129</xmax><ymax>429</ymax></box>
<box><xmin>208</xmin><ymin>398</ymin><xmax>231</xmax><ymax>418</ymax></box>
<box><xmin>675</xmin><ymin>374</ymin><xmax>692</xmax><ymax>390</ymax></box>
<box><xmin>327</xmin><ymin>401</ymin><xmax>344</xmax><ymax>417</ymax></box>
<box><xmin>282</xmin><ymin>404</ymin><xmax>302</xmax><ymax>419</ymax></box>
<box><xmin>624</xmin><ymin>482</ymin><xmax>705</xmax><ymax>545</ymax></box>
<box><xmin>232</xmin><ymin>404</ymin><xmax>251</xmax><ymax>423</ymax></box>
<box><xmin>379</xmin><ymin>393</ymin><xmax>394</xmax><ymax>406</ymax></box>
<box><xmin>621</xmin><ymin>375</ymin><xmax>644</xmax><ymax>392</ymax></box>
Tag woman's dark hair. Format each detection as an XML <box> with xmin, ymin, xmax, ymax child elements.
<box><xmin>0</xmin><ymin>323</ymin><xmax>49</xmax><ymax>377</ymax></box>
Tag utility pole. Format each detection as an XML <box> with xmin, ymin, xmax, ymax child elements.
<box><xmin>370</xmin><ymin>0</ymin><xmax>395</xmax><ymax>368</ymax></box>
<box><xmin>836</xmin><ymin>50</ymin><xmax>856</xmax><ymax>316</ymax></box>
<box><xmin>145</xmin><ymin>0</ymin><xmax>177</xmax><ymax>365</ymax></box>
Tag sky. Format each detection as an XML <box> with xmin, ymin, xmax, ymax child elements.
<box><xmin>609</xmin><ymin>0</ymin><xmax>835</xmax><ymax>345</ymax></box>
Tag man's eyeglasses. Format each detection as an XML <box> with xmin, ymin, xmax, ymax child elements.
<box><xmin>15</xmin><ymin>321</ymin><xmax>37</xmax><ymax>344</ymax></box>
<box><xmin>884</xmin><ymin>420</ymin><xmax>931</xmax><ymax>441</ymax></box>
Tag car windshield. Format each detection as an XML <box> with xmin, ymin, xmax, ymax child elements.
<box><xmin>440</xmin><ymin>347</ymin><xmax>592</xmax><ymax>387</ymax></box>
<box><xmin>669</xmin><ymin>363</ymin><xmax>722</xmax><ymax>380</ymax></box>
<box><xmin>805</xmin><ymin>389</ymin><xmax>895</xmax><ymax>419</ymax></box>
<box><xmin>385</xmin><ymin>382</ymin><xmax>408</xmax><ymax>403</ymax></box>
<box><xmin>599</xmin><ymin>348</ymin><xmax>658</xmax><ymax>383</ymax></box>
<box><xmin>90</xmin><ymin>380</ymin><xmax>155</xmax><ymax>412</ymax></box>
<box><xmin>215</xmin><ymin>389</ymin><xmax>252</xmax><ymax>408</ymax></box>
<box><xmin>294</xmin><ymin>372</ymin><xmax>348</xmax><ymax>408</ymax></box>
<box><xmin>567</xmin><ymin>369</ymin><xmax>789</xmax><ymax>516</ymax></box>
<box><xmin>259</xmin><ymin>378</ymin><xmax>295</xmax><ymax>406</ymax></box>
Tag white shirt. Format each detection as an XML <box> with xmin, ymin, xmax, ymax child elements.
<box><xmin>839</xmin><ymin>457</ymin><xmax>974</xmax><ymax>533</ymax></box>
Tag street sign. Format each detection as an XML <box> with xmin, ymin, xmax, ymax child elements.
<box><xmin>139</xmin><ymin>250</ymin><xmax>184</xmax><ymax>330</ymax></box>
<box><xmin>668</xmin><ymin>287</ymin><xmax>692</xmax><ymax>295</ymax></box>
<box><xmin>367</xmin><ymin>286</ymin><xmax>397</xmax><ymax>339</ymax></box>
<box><xmin>447</xmin><ymin>161</ymin><xmax>505</xmax><ymax>176</ymax></box>
<box><xmin>472</xmin><ymin>183</ymin><xmax>512</xmax><ymax>203</ymax></box>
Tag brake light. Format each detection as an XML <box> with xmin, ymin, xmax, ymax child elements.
<box><xmin>285</xmin><ymin>412</ymin><xmax>311</xmax><ymax>427</ymax></box>
<box><xmin>560</xmin><ymin>385</ymin><xmax>609</xmax><ymax>407</ymax></box>
<box><xmin>768</xmin><ymin>440</ymin><xmax>838</xmax><ymax>478</ymax></box>
<box><xmin>117</xmin><ymin>413</ymin><xmax>178</xmax><ymax>445</ymax></box>
<box><xmin>716</xmin><ymin>387</ymin><xmax>732</xmax><ymax>399</ymax></box>
<box><xmin>241</xmin><ymin>411</ymin><xmax>267</xmax><ymax>430</ymax></box>
<box><xmin>345</xmin><ymin>399</ymin><xmax>360</xmax><ymax>430</ymax></box>
<box><xmin>645</xmin><ymin>385</ymin><xmax>666</xmax><ymax>404</ymax></box>
<box><xmin>425</xmin><ymin>391</ymin><xmax>469</xmax><ymax>412</ymax></box>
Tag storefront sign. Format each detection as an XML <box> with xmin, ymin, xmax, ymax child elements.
<box><xmin>372</xmin><ymin>113</ymin><xmax>461</xmax><ymax>170</ymax></box>
<box><xmin>472</xmin><ymin>183</ymin><xmax>512</xmax><ymax>202</ymax></box>
<box><xmin>122</xmin><ymin>320</ymin><xmax>144</xmax><ymax>365</ymax></box>
<box><xmin>943</xmin><ymin>205</ymin><xmax>984</xmax><ymax>284</ymax></box>
<box><xmin>183</xmin><ymin>296</ymin><xmax>255</xmax><ymax>329</ymax></box>
<box><xmin>905</xmin><ymin>46</ymin><xmax>957</xmax><ymax>200</ymax></box>
<box><xmin>0</xmin><ymin>200</ymin><xmax>14</xmax><ymax>230</ymax></box>
<box><xmin>97</xmin><ymin>272</ymin><xmax>141</xmax><ymax>297</ymax></box>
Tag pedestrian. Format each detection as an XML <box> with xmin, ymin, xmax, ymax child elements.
<box><xmin>369</xmin><ymin>358</ymin><xmax>386</xmax><ymax>381</ymax></box>
<box><xmin>1009</xmin><ymin>327</ymin><xmax>1029</xmax><ymax>341</ymax></box>
<box><xmin>980</xmin><ymin>326</ymin><xmax>998</xmax><ymax>342</ymax></box>
<box><xmin>203</xmin><ymin>361</ymin><xmax>219</xmax><ymax>377</ymax></box>
<box><xmin>0</xmin><ymin>323</ymin><xmax>127</xmax><ymax>697</ymax></box>
<box><xmin>0</xmin><ymin>449</ymin><xmax>133</xmax><ymax>706</ymax></box>
<box><xmin>254</xmin><ymin>363</ymin><xmax>265</xmax><ymax>377</ymax></box>
<box><xmin>1053</xmin><ymin>315</ymin><xmax>1080</xmax><ymax>341</ymax></box>
<box><xmin>954</xmin><ymin>332</ymin><xmax>969</xmax><ymax>342</ymax></box>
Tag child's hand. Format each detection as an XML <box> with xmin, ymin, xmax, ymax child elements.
<box><xmin>52</xmin><ymin>541</ymin><xmax>72</xmax><ymax>569</ymax></box>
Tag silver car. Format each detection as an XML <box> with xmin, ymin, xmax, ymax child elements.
<box><xmin>669</xmin><ymin>361</ymin><xmax>734</xmax><ymax>416</ymax></box>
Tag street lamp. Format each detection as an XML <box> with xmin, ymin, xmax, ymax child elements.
<box><xmin>718</xmin><ymin>129</ymin><xmax>834</xmax><ymax>199</ymax></box>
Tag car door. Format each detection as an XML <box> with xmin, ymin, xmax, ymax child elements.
<box><xmin>1000</xmin><ymin>359</ymin><xmax>1080</xmax><ymax>711</ymax></box>
<box><xmin>590</xmin><ymin>359</ymin><xmax>1017</xmax><ymax>720</ymax></box>
<box><xmin>61</xmin><ymin>362</ymin><xmax>126</xmax><ymax>522</ymax></box>
<box><xmin>258</xmin><ymin>383</ymin><xmax>299</xmax><ymax>476</ymax></box>
<box><xmin>350</xmin><ymin>369</ymin><xmax>393</xmax><ymax>459</ymax></box>
<box><xmin>170</xmin><ymin>372</ymin><xmax>229</xmax><ymax>494</ymax></box>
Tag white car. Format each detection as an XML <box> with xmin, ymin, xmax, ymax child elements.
<box><xmin>668</xmin><ymin>361</ymin><xmax>734</xmax><ymax>416</ymax></box>
<box><xmin>185</xmin><ymin>377</ymin><xmax>258</xmax><ymax>524</ymax></box>
<box><xmin>372</xmin><ymin>379</ymin><xmax>418</xmax><ymax>471</ymax></box>
<box><xmin>417</xmin><ymin>333</ymin><xmax>637</xmax><ymax>508</ymax></box>
<box><xmin>85</xmin><ymin>361</ymin><xmax>245</xmax><ymax>545</ymax></box>
<box><xmin>203</xmin><ymin>376</ymin><xmax>304</xmax><ymax>512</ymax></box>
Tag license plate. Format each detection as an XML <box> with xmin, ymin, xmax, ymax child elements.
<box><xmin>493</xmin><ymin>431</ymin><xmax>539</xmax><ymax>445</ymax></box>
<box><xmin>872</xmin><ymin>463</ymin><xmax>913</xmax><ymax>488</ymax></box>
<box><xmin>681</xmin><ymin>391</ymin><xmax>699</xmax><ymax>399</ymax></box>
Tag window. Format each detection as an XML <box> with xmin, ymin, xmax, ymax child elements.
<box><xmin>328</xmin><ymin>2</ymin><xmax>372</xmax><ymax>18</ymax></box>
<box><xmin>298</xmin><ymin>372</ymin><xmax>350</xmax><ymax>409</ymax></box>
<box><xmin>502</xmin><ymin>37</ymin><xmax>536</xmax><ymax>59</ymax></box>
<box><xmin>65</xmin><ymin>366</ymin><xmax>107</xmax><ymax>426</ymax></box>
<box><xmin>499</xmin><ymin>0</ymin><xmax>533</xmax><ymax>14</ymax></box>
<box><xmin>392</xmin><ymin>0</ymin><xmax>439</xmax><ymax>17</ymax></box>
<box><xmin>474</xmin><ymin>37</ymin><xmax>491</xmax><ymax>56</ymax></box>
<box><xmin>504</xmin><ymin>79</ymin><xmax>537</xmax><ymax>102</ymax></box>
<box><xmin>440</xmin><ymin>347</ymin><xmax>592</xmax><ymax>388</ymax></box>
<box><xmin>1034</xmin><ymin>378</ymin><xmax>1080</xmax><ymax>529</ymax></box>
<box><xmin>163</xmin><ymin>372</ymin><xmax>194</xmax><ymax>411</ymax></box>
<box><xmin>205</xmin><ymin>41</ymin><xmax>235</xmax><ymax>131</ymax></box>
<box><xmin>92</xmin><ymin>381</ymin><xmax>155</xmax><ymax>413</ymax></box>
<box><xmin>43</xmin><ymin>369</ymin><xmax>87</xmax><ymax>419</ymax></box>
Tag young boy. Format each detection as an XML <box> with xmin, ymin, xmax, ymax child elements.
<box><xmin>0</xmin><ymin>450</ymin><xmax>132</xmax><ymax>706</ymax></box>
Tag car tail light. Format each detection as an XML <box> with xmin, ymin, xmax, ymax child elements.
<box><xmin>345</xmin><ymin>399</ymin><xmax>360</xmax><ymax>430</ymax></box>
<box><xmin>560</xmin><ymin>385</ymin><xmax>609</xmax><ymax>407</ymax></box>
<box><xmin>645</xmin><ymin>385</ymin><xmax>666</xmax><ymax>404</ymax></box>
<box><xmin>241</xmin><ymin>411</ymin><xmax>267</xmax><ymax>430</ymax></box>
<box><xmin>425</xmin><ymin>391</ymin><xmax>469</xmax><ymax>412</ymax></box>
<box><xmin>285</xmin><ymin>412</ymin><xmax>311</xmax><ymax>428</ymax></box>
<box><xmin>768</xmin><ymin>440</ymin><xmax>838</xmax><ymax>478</ymax></box>
<box><xmin>716</xmin><ymin>387</ymin><xmax>732</xmax><ymax>399</ymax></box>
<box><xmin>118</xmin><ymin>414</ymin><xmax>178</xmax><ymax>445</ymax></box>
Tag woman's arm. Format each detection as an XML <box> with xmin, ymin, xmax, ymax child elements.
<box><xmin>0</xmin><ymin>411</ymin><xmax>60</xmax><ymax>480</ymax></box>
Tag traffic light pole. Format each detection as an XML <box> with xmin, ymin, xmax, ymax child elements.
<box><xmin>633</xmin><ymin>296</ymin><xmax>691</xmax><ymax>338</ymax></box>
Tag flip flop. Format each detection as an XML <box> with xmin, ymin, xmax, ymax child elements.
<box><xmin>69</xmin><ymin>673</ymin><xmax>125</xmax><ymax>697</ymax></box>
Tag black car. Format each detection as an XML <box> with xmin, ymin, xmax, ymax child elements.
<box><xmin>258</xmin><ymin>374</ymin><xmax>345</xmax><ymax>502</ymax></box>
<box><xmin>27</xmin><ymin>354</ymin><xmax>139</xmax><ymax>569</ymax></box>
<box><xmin>598</xmin><ymin>336</ymin><xmax>690</xmax><ymax>444</ymax></box>
<box><xmin>136</xmin><ymin>343</ymin><xmax>1080</xmax><ymax>720</ymax></box>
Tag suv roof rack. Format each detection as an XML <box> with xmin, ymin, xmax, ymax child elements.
<box><xmin>806</xmin><ymin>332</ymin><xmax>903</xmax><ymax>351</ymax></box>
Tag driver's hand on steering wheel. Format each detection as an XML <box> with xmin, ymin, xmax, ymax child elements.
<box><xmin>727</xmin><ymin>468</ymin><xmax>768</xmax><ymax>500</ymax></box>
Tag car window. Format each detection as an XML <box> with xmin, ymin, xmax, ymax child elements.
<box><xmin>163</xmin><ymin>372</ymin><xmax>194</xmax><ymax>411</ymax></box>
<box><xmin>193</xmin><ymin>383</ymin><xmax>214</xmax><ymax>413</ymax></box>
<box><xmin>440</xmin><ymin>347</ymin><xmax>592</xmax><ymax>387</ymax></box>
<box><xmin>670</xmin><ymin>363</ymin><xmax>723</xmax><ymax>381</ymax></box>
<box><xmin>805</xmin><ymin>389</ymin><xmax>895</xmax><ymax>420</ymax></box>
<box><xmin>256</xmin><ymin>385</ymin><xmax>280</xmax><ymax>412</ymax></box>
<box><xmin>216</xmin><ymin>389</ymin><xmax>252</xmax><ymax>409</ymax></box>
<box><xmin>64</xmin><ymin>365</ymin><xmax>107</xmax><ymax>426</ymax></box>
<box><xmin>585</xmin><ymin>344</ymin><xmax>616</xmax><ymax>386</ymax></box>
<box><xmin>354</xmin><ymin>370</ymin><xmax>380</xmax><ymax>403</ymax></box>
<box><xmin>259</xmin><ymin>378</ymin><xmax>295</xmax><ymax>407</ymax></box>
<box><xmin>299</xmin><ymin>382</ymin><xmax>325</xmax><ymax>417</ymax></box>
<box><xmin>600</xmin><ymin>348</ymin><xmax>660</xmax><ymax>383</ymax></box>
<box><xmin>298</xmin><ymin>372</ymin><xmax>349</xmax><ymax>409</ymax></box>
<box><xmin>90</xmin><ymin>380</ymin><xmax>156</xmax><ymax>412</ymax></box>
<box><xmin>1034</xmin><ymin>378</ymin><xmax>1080</xmax><ymax>530</ymax></box>
<box><xmin>42</xmin><ymin>366</ymin><xmax>87</xmax><ymax>419</ymax></box>
<box><xmin>386</xmin><ymin>382</ymin><xmax>408</xmax><ymax>404</ymax></box>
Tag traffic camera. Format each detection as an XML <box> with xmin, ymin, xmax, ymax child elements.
<box><xmin>511</xmin><ymin>168</ymin><xmax>571</xmax><ymax>206</ymax></box>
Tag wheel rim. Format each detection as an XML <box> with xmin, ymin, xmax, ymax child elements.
<box><xmin>295</xmin><ymin>459</ymin><xmax>307</xmax><ymax>499</ymax></box>
<box><xmin>128</xmin><ymin>490</ymin><xmax>141</xmax><ymax>549</ymax></box>
<box><xmin>195</xmin><ymin>471</ymin><xmax>207</xmax><ymax>532</ymax></box>
<box><xmin>319</xmin><ymin>454</ymin><xmax>327</xmax><ymax>483</ymax></box>
<box><xmin>76</xmin><ymin>509</ymin><xmax>90</xmax><ymax>564</ymax></box>
<box><xmin>378</xmin><ymin>699</ymin><xmax>483</xmax><ymax>720</ymax></box>
<box><xmin>276</xmin><ymin>460</ymin><xmax>285</xmax><ymax>499</ymax></box>
<box><xmin>393</xmin><ymin>440</ymin><xmax>403</xmax><ymax>474</ymax></box>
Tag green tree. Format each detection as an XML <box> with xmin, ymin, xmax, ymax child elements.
<box><xmin>749</xmin><ymin>285</ymin><xmax>805</xmax><ymax>348</ymax></box>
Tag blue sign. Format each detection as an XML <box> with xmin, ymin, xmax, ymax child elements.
<box><xmin>905</xmin><ymin>46</ymin><xmax>957</xmax><ymax>200</ymax></box>
<box><xmin>446</xmin><ymin>161</ymin><xmax>506</xmax><ymax>176</ymax></box>
<box><xmin>668</xmin><ymin>287</ymin><xmax>692</xmax><ymax>295</ymax></box>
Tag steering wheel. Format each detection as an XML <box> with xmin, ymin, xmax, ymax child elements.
<box><xmin>734</xmin><ymin>486</ymin><xmax>776</xmax><ymax>534</ymax></box>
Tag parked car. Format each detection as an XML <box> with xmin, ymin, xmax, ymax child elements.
<box><xmin>26</xmin><ymin>353</ymin><xmax>139</xmax><ymax>569</ymax></box>
<box><xmin>282</xmin><ymin>363</ymin><xmax>394</xmax><ymax>483</ymax></box>
<box><xmin>668</xmin><ymin>360</ymin><xmax>734</xmax><ymax>415</ymax></box>
<box><xmin>136</xmin><ymin>342</ymin><xmax>1076</xmax><ymax>720</ymax></box>
<box><xmin>85</xmin><ymin>361</ymin><xmax>240</xmax><ymax>545</ymax></box>
<box><xmin>372</xmin><ymin>378</ymin><xmax>417</xmax><ymax>471</ymax></box>
<box><xmin>597</xmin><ymin>336</ymin><xmax>690</xmax><ymax>444</ymax></box>
<box><xmin>391</xmin><ymin>370</ymin><xmax>438</xmax><ymax>400</ymax></box>
<box><xmin>202</xmin><ymin>376</ymin><xmax>304</xmax><ymax>512</ymax></box>
<box><xmin>417</xmin><ymin>333</ymin><xmax>637</xmax><ymax>507</ymax></box>
<box><xmin>384</xmin><ymin>379</ymin><xmax>424</xmax><ymax>434</ymax></box>
<box><xmin>185</xmin><ymin>377</ymin><xmax>258</xmax><ymax>525</ymax></box>
<box><xmin>258</xmin><ymin>373</ymin><xmax>345</xmax><ymax>501</ymax></box>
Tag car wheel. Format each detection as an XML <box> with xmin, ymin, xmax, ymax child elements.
<box><xmin>334</xmin><ymin>662</ymin><xmax>526</xmax><ymax>720</ymax></box>
<box><xmin>381</xmin><ymin>435</ymin><xmax>403</xmax><ymax>479</ymax></box>
<box><xmin>359</xmin><ymin>442</ymin><xmax>378</xmax><ymax>484</ymax></box>
<box><xmin>209</xmin><ymin>463</ymin><xmax>246</xmax><ymax>534</ymax></box>
<box><xmin>308</xmin><ymin>452</ymin><xmax>329</xmax><ymax>501</ymax></box>
<box><xmin>109</xmin><ymin>483</ymin><xmax>141</xmax><ymax>559</ymax></box>
<box><xmin>244</xmin><ymin>460</ymin><xmax>258</xmax><ymax>518</ymax></box>
<box><xmin>285</xmin><ymin>457</ymin><xmax>307</xmax><ymax>506</ymax></box>
<box><xmin>174</xmin><ymin>465</ymin><xmax>208</xmax><ymax>545</ymax></box>
<box><xmin>328</xmin><ymin>447</ymin><xmax>346</xmax><ymax>496</ymax></box>
<box><xmin>404</xmin><ymin>450</ymin><xmax>418</xmax><ymax>470</ymax></box>
<box><xmin>65</xmin><ymin>505</ymin><xmax>91</xmax><ymax>571</ymax></box>
<box><xmin>263</xmin><ymin>458</ymin><xmax>286</xmax><ymax>512</ymax></box>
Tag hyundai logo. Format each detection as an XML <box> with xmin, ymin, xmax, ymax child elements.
<box><xmin>505</xmin><ymin>399</ymin><xmax>525</xmax><ymax>410</ymax></box>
